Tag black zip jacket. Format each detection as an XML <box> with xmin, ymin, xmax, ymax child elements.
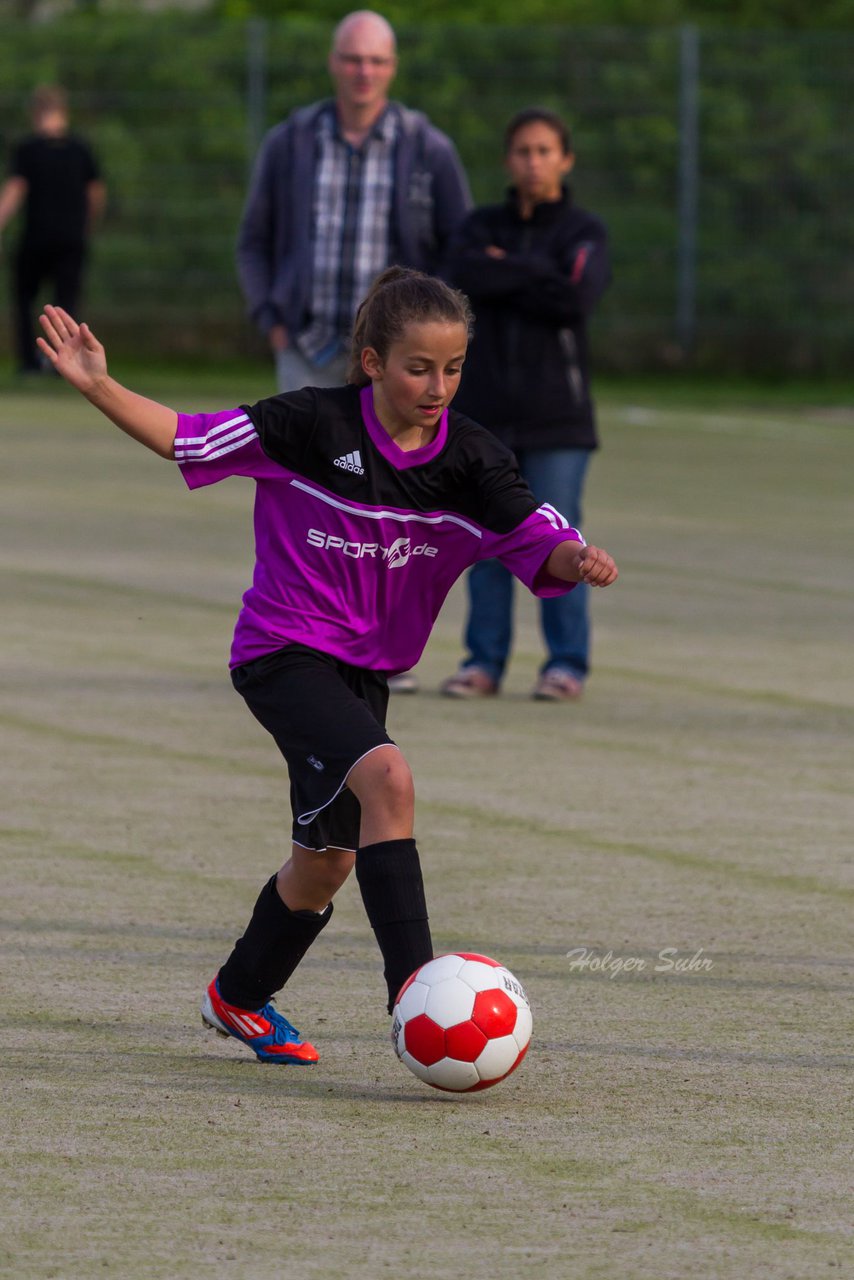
<box><xmin>448</xmin><ymin>188</ymin><xmax>610</xmax><ymax>451</ymax></box>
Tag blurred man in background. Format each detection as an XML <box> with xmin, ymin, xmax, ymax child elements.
<box><xmin>236</xmin><ymin>9</ymin><xmax>471</xmax><ymax>395</ymax></box>
<box><xmin>0</xmin><ymin>85</ymin><xmax>105</xmax><ymax>375</ymax></box>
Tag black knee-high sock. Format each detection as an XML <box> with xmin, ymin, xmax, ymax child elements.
<box><xmin>355</xmin><ymin>838</ymin><xmax>433</xmax><ymax>1012</ymax></box>
<box><xmin>216</xmin><ymin>874</ymin><xmax>332</xmax><ymax>1010</ymax></box>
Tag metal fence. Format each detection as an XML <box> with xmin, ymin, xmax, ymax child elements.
<box><xmin>0</xmin><ymin>15</ymin><xmax>851</xmax><ymax>372</ymax></box>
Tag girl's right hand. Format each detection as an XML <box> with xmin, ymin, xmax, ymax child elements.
<box><xmin>37</xmin><ymin>305</ymin><xmax>107</xmax><ymax>395</ymax></box>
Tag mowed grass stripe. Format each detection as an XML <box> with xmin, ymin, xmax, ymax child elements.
<box><xmin>3</xmin><ymin>746</ymin><xmax>850</xmax><ymax>898</ymax></box>
<box><xmin>1</xmin><ymin>566</ymin><xmax>237</xmax><ymax>615</ymax></box>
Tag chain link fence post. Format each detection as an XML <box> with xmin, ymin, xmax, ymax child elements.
<box><xmin>246</xmin><ymin>16</ymin><xmax>268</xmax><ymax>174</ymax></box>
<box><xmin>676</xmin><ymin>23</ymin><xmax>700</xmax><ymax>356</ymax></box>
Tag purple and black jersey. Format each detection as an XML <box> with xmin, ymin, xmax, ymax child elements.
<box><xmin>175</xmin><ymin>384</ymin><xmax>583</xmax><ymax>673</ymax></box>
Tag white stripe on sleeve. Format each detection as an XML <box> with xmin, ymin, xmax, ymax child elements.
<box><xmin>536</xmin><ymin>502</ymin><xmax>571</xmax><ymax>530</ymax></box>
<box><xmin>175</xmin><ymin>418</ymin><xmax>257</xmax><ymax>462</ymax></box>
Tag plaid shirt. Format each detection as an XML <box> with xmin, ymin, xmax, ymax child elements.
<box><xmin>298</xmin><ymin>107</ymin><xmax>398</xmax><ymax>365</ymax></box>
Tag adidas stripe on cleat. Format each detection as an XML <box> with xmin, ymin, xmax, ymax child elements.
<box><xmin>201</xmin><ymin>977</ymin><xmax>319</xmax><ymax>1064</ymax></box>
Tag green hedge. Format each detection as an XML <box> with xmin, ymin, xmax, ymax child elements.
<box><xmin>216</xmin><ymin>0</ymin><xmax>854</xmax><ymax>30</ymax></box>
<box><xmin>0</xmin><ymin>14</ymin><xmax>851</xmax><ymax>372</ymax></box>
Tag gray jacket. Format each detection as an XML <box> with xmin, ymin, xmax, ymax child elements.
<box><xmin>236</xmin><ymin>100</ymin><xmax>472</xmax><ymax>336</ymax></box>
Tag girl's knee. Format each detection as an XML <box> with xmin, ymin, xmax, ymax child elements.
<box><xmin>372</xmin><ymin>750</ymin><xmax>414</xmax><ymax>809</ymax></box>
<box><xmin>349</xmin><ymin>746</ymin><xmax>414</xmax><ymax>812</ymax></box>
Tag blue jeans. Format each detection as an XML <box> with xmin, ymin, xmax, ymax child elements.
<box><xmin>463</xmin><ymin>448</ymin><xmax>592</xmax><ymax>684</ymax></box>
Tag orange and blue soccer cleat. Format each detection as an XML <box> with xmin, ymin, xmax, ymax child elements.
<box><xmin>201</xmin><ymin>976</ymin><xmax>319</xmax><ymax>1064</ymax></box>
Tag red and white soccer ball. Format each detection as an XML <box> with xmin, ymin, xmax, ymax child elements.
<box><xmin>391</xmin><ymin>952</ymin><xmax>532</xmax><ymax>1092</ymax></box>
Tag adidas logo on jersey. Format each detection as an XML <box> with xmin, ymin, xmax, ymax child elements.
<box><xmin>333</xmin><ymin>450</ymin><xmax>365</xmax><ymax>476</ymax></box>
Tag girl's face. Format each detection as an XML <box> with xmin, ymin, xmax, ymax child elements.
<box><xmin>505</xmin><ymin>120</ymin><xmax>574</xmax><ymax>205</ymax></box>
<box><xmin>363</xmin><ymin>320</ymin><xmax>468</xmax><ymax>438</ymax></box>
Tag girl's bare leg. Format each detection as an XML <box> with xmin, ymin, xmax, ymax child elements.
<box><xmin>346</xmin><ymin>745</ymin><xmax>415</xmax><ymax>845</ymax></box>
<box><xmin>276</xmin><ymin>844</ymin><xmax>355</xmax><ymax>912</ymax></box>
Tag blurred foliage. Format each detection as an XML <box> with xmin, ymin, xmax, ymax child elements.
<box><xmin>215</xmin><ymin>0</ymin><xmax>854</xmax><ymax>30</ymax></box>
<box><xmin>0</xmin><ymin>13</ymin><xmax>851</xmax><ymax>371</ymax></box>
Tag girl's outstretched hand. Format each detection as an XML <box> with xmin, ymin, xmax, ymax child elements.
<box><xmin>37</xmin><ymin>305</ymin><xmax>107</xmax><ymax>395</ymax></box>
<box><xmin>544</xmin><ymin>539</ymin><xmax>619</xmax><ymax>588</ymax></box>
<box><xmin>36</xmin><ymin>306</ymin><xmax>176</xmax><ymax>457</ymax></box>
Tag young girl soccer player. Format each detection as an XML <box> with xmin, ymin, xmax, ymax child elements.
<box><xmin>38</xmin><ymin>268</ymin><xmax>618</xmax><ymax>1066</ymax></box>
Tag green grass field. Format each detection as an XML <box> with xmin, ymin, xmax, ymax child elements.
<box><xmin>2</xmin><ymin>370</ymin><xmax>853</xmax><ymax>1279</ymax></box>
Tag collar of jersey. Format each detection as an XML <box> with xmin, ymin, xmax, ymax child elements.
<box><xmin>360</xmin><ymin>386</ymin><xmax>449</xmax><ymax>470</ymax></box>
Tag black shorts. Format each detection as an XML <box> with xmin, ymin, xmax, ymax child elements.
<box><xmin>231</xmin><ymin>643</ymin><xmax>393</xmax><ymax>853</ymax></box>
